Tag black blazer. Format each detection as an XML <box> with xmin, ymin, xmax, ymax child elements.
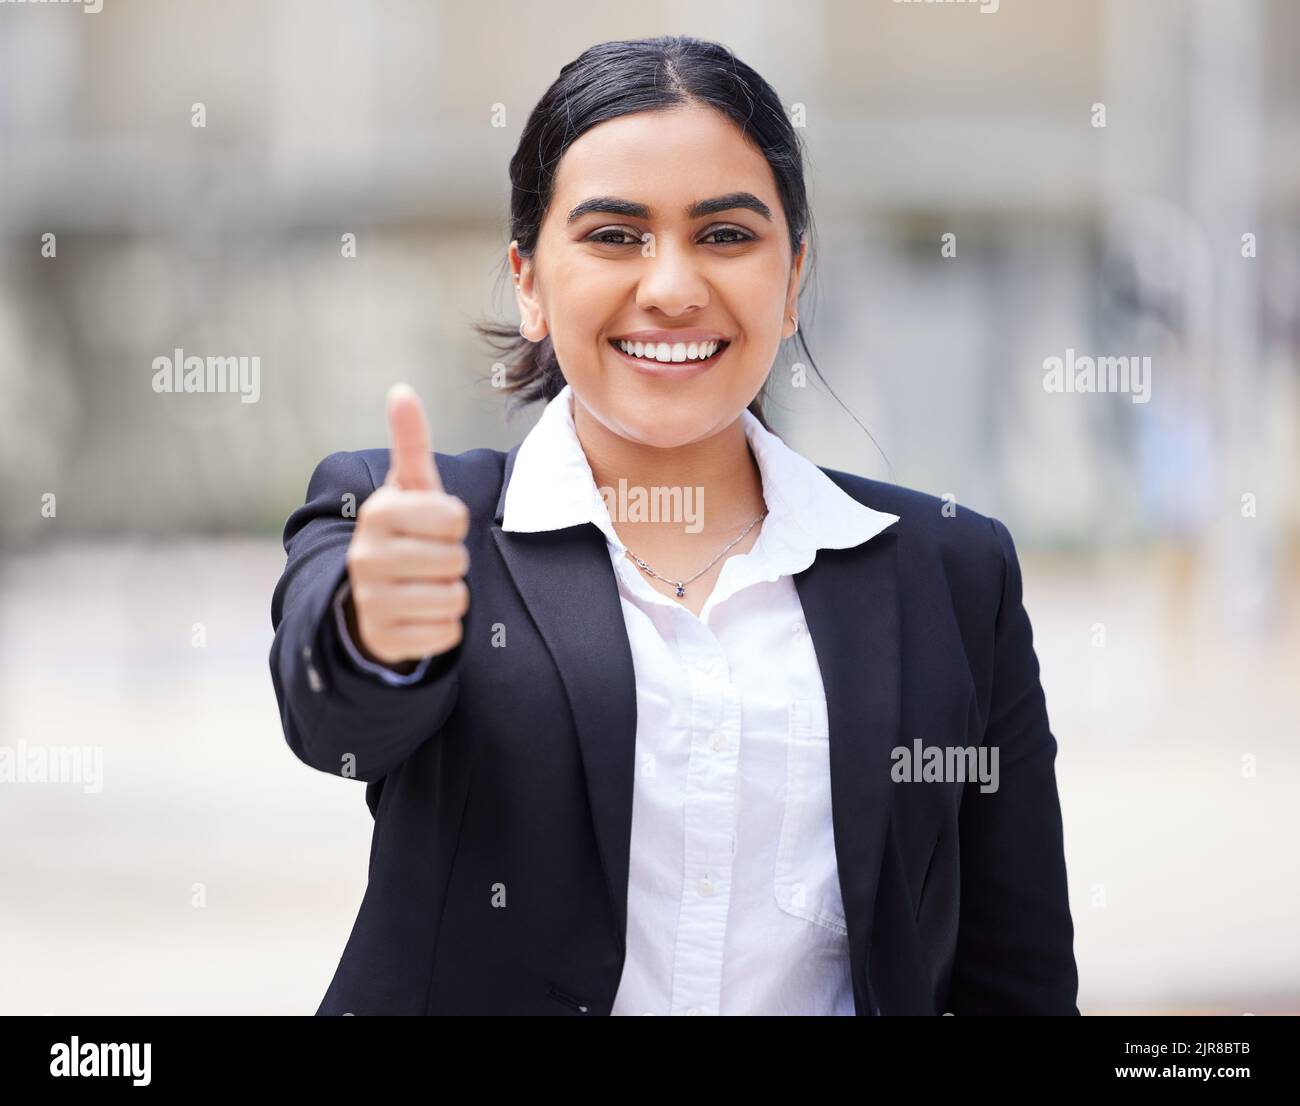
<box><xmin>269</xmin><ymin>442</ymin><xmax>1080</xmax><ymax>1015</ymax></box>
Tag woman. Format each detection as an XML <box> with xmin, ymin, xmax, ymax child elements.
<box><xmin>269</xmin><ymin>35</ymin><xmax>1079</xmax><ymax>1016</ymax></box>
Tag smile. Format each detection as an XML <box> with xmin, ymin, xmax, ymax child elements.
<box><xmin>608</xmin><ymin>338</ymin><xmax>730</xmax><ymax>377</ymax></box>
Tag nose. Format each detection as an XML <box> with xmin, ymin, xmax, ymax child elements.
<box><xmin>634</xmin><ymin>236</ymin><xmax>710</xmax><ymax>316</ymax></box>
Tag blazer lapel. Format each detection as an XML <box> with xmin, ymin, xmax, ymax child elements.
<box><xmin>794</xmin><ymin>527</ymin><xmax>902</xmax><ymax>1015</ymax></box>
<box><xmin>489</xmin><ymin>444</ymin><xmax>639</xmax><ymax>957</ymax></box>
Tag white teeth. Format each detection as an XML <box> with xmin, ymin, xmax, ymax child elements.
<box><xmin>617</xmin><ymin>339</ymin><xmax>722</xmax><ymax>362</ymax></box>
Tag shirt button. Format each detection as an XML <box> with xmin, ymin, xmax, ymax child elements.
<box><xmin>698</xmin><ymin>877</ymin><xmax>714</xmax><ymax>897</ymax></box>
<box><xmin>695</xmin><ymin>658</ymin><xmax>714</xmax><ymax>673</ymax></box>
<box><xmin>306</xmin><ymin>663</ymin><xmax>324</xmax><ymax>693</ymax></box>
<box><xmin>710</xmin><ymin>732</ymin><xmax>726</xmax><ymax>752</ymax></box>
<box><xmin>687</xmin><ymin>1006</ymin><xmax>704</xmax><ymax>1016</ymax></box>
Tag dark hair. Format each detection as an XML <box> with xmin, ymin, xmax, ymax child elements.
<box><xmin>475</xmin><ymin>34</ymin><xmax>865</xmax><ymax>440</ymax></box>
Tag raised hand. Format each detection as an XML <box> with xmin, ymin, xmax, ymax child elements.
<box><xmin>344</xmin><ymin>383</ymin><xmax>470</xmax><ymax>668</ymax></box>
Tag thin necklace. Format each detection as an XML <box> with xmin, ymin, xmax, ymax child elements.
<box><xmin>624</xmin><ymin>508</ymin><xmax>768</xmax><ymax>599</ymax></box>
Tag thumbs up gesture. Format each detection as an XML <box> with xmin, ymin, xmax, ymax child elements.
<box><xmin>344</xmin><ymin>383</ymin><xmax>471</xmax><ymax>669</ymax></box>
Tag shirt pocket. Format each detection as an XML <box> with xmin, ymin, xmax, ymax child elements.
<box><xmin>773</xmin><ymin>697</ymin><xmax>848</xmax><ymax>935</ymax></box>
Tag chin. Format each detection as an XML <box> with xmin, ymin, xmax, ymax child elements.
<box><xmin>606</xmin><ymin>414</ymin><xmax>708</xmax><ymax>450</ymax></box>
<box><xmin>573</xmin><ymin>375</ymin><xmax>755</xmax><ymax>449</ymax></box>
<box><xmin>607</xmin><ymin>395</ymin><xmax>747</xmax><ymax>448</ymax></box>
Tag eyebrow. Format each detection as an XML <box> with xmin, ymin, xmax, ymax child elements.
<box><xmin>565</xmin><ymin>192</ymin><xmax>773</xmax><ymax>225</ymax></box>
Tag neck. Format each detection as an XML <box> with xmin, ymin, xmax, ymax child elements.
<box><xmin>572</xmin><ymin>397</ymin><xmax>766</xmax><ymax>535</ymax></box>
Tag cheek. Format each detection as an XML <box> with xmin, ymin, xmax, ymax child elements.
<box><xmin>545</xmin><ymin>260</ymin><xmax>626</xmax><ymax>340</ymax></box>
<box><xmin>731</xmin><ymin>262</ymin><xmax>795</xmax><ymax>334</ymax></box>
<box><xmin>722</xmin><ymin>259</ymin><xmax>791</xmax><ymax>324</ymax></box>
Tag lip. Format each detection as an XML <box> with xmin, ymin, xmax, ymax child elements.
<box><xmin>608</xmin><ymin>337</ymin><xmax>730</xmax><ymax>379</ymax></box>
<box><xmin>611</xmin><ymin>329</ymin><xmax>729</xmax><ymax>344</ymax></box>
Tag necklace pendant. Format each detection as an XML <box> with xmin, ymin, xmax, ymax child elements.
<box><xmin>674</xmin><ymin>582</ymin><xmax>686</xmax><ymax>598</ymax></box>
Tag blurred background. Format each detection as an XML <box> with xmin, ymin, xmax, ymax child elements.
<box><xmin>1</xmin><ymin>0</ymin><xmax>1297</xmax><ymax>1014</ymax></box>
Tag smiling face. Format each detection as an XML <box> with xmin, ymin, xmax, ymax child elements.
<box><xmin>511</xmin><ymin>104</ymin><xmax>806</xmax><ymax>449</ymax></box>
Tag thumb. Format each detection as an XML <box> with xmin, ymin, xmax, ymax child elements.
<box><xmin>385</xmin><ymin>383</ymin><xmax>442</xmax><ymax>491</ymax></box>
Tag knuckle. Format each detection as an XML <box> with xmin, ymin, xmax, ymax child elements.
<box><xmin>347</xmin><ymin>544</ymin><xmax>379</xmax><ymax>577</ymax></box>
<box><xmin>378</xmin><ymin>488</ymin><xmax>408</xmax><ymax>517</ymax></box>
<box><xmin>358</xmin><ymin>487</ymin><xmax>390</xmax><ymax>518</ymax></box>
<box><xmin>359</xmin><ymin>628</ymin><xmax>394</xmax><ymax>663</ymax></box>
<box><xmin>368</xmin><ymin>644</ymin><xmax>397</xmax><ymax>665</ymax></box>
<box><xmin>437</xmin><ymin>494</ymin><xmax>470</xmax><ymax>537</ymax></box>
<box><xmin>435</xmin><ymin>541</ymin><xmax>469</xmax><ymax>578</ymax></box>
<box><xmin>433</xmin><ymin>620</ymin><xmax>463</xmax><ymax>652</ymax></box>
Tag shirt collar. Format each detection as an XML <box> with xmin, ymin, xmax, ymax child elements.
<box><xmin>500</xmin><ymin>384</ymin><xmax>899</xmax><ymax>570</ymax></box>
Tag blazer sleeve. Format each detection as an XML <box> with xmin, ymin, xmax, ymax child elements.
<box><xmin>945</xmin><ymin>516</ymin><xmax>1080</xmax><ymax>1015</ymax></box>
<box><xmin>330</xmin><ymin>575</ymin><xmax>435</xmax><ymax>686</ymax></box>
<box><xmin>268</xmin><ymin>449</ymin><xmax>463</xmax><ymax>782</ymax></box>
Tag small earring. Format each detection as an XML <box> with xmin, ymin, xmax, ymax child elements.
<box><xmin>519</xmin><ymin>322</ymin><xmax>527</xmax><ymax>338</ymax></box>
<box><xmin>791</xmin><ymin>317</ymin><xmax>799</xmax><ymax>335</ymax></box>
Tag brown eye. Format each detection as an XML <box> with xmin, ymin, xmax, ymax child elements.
<box><xmin>701</xmin><ymin>226</ymin><xmax>754</xmax><ymax>245</ymax></box>
<box><xmin>587</xmin><ymin>228</ymin><xmax>644</xmax><ymax>246</ymax></box>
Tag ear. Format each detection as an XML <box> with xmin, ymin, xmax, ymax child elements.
<box><xmin>784</xmin><ymin>235</ymin><xmax>808</xmax><ymax>339</ymax></box>
<box><xmin>509</xmin><ymin>241</ymin><xmax>547</xmax><ymax>341</ymax></box>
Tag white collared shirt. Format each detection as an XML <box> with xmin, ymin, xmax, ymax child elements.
<box><xmin>502</xmin><ymin>385</ymin><xmax>899</xmax><ymax>1015</ymax></box>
